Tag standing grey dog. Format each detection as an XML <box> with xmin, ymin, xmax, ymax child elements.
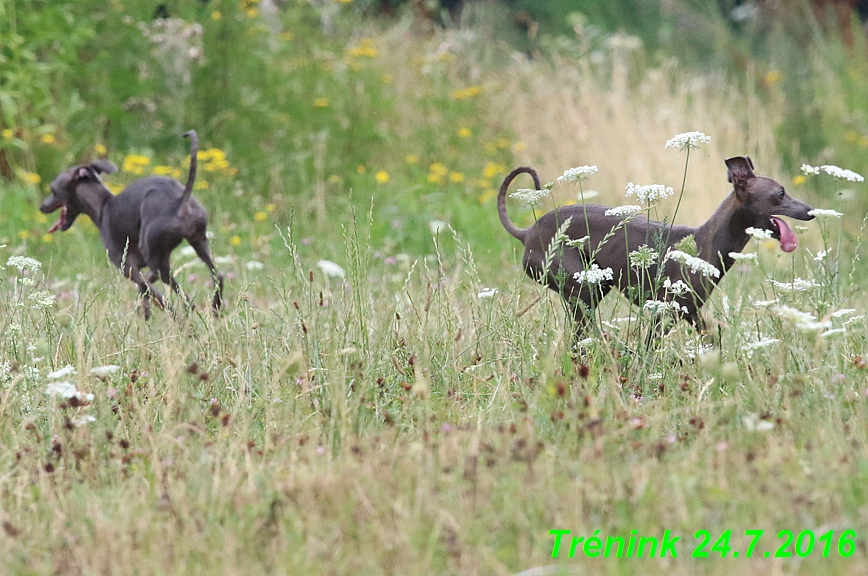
<box><xmin>40</xmin><ymin>130</ymin><xmax>224</xmax><ymax>319</ymax></box>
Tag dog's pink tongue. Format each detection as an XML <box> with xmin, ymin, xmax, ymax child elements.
<box><xmin>772</xmin><ymin>217</ymin><xmax>798</xmax><ymax>253</ymax></box>
<box><xmin>48</xmin><ymin>207</ymin><xmax>66</xmax><ymax>233</ymax></box>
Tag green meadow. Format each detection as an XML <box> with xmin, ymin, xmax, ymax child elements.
<box><xmin>1</xmin><ymin>0</ymin><xmax>868</xmax><ymax>573</ymax></box>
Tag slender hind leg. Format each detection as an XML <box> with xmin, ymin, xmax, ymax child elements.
<box><xmin>189</xmin><ymin>237</ymin><xmax>224</xmax><ymax>313</ymax></box>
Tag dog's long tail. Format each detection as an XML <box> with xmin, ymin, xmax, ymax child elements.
<box><xmin>181</xmin><ymin>130</ymin><xmax>199</xmax><ymax>205</ymax></box>
<box><xmin>497</xmin><ymin>166</ymin><xmax>541</xmax><ymax>242</ymax></box>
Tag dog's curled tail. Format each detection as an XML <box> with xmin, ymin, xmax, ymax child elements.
<box><xmin>497</xmin><ymin>166</ymin><xmax>541</xmax><ymax>242</ymax></box>
<box><xmin>181</xmin><ymin>130</ymin><xmax>199</xmax><ymax>204</ymax></box>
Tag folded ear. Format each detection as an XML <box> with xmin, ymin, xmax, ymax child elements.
<box><xmin>725</xmin><ymin>156</ymin><xmax>755</xmax><ymax>190</ymax></box>
<box><xmin>90</xmin><ymin>159</ymin><xmax>118</xmax><ymax>175</ymax></box>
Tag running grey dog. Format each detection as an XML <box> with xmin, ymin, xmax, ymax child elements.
<box><xmin>40</xmin><ymin>130</ymin><xmax>224</xmax><ymax>319</ymax></box>
<box><xmin>498</xmin><ymin>156</ymin><xmax>815</xmax><ymax>335</ymax></box>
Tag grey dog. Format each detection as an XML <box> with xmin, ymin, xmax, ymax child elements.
<box><xmin>40</xmin><ymin>130</ymin><xmax>224</xmax><ymax>319</ymax></box>
<box><xmin>498</xmin><ymin>156</ymin><xmax>815</xmax><ymax>335</ymax></box>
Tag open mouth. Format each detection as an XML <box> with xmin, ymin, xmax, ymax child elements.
<box><xmin>769</xmin><ymin>216</ymin><xmax>798</xmax><ymax>253</ymax></box>
<box><xmin>48</xmin><ymin>205</ymin><xmax>69</xmax><ymax>233</ymax></box>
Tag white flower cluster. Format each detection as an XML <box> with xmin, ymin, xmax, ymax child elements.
<box><xmin>665</xmin><ymin>250</ymin><xmax>720</xmax><ymax>278</ymax></box>
<box><xmin>605</xmin><ymin>205</ymin><xmax>642</xmax><ymax>218</ymax></box>
<box><xmin>742</xmin><ymin>337</ymin><xmax>779</xmax><ymax>357</ymax></box>
<box><xmin>565</xmin><ymin>235</ymin><xmax>589</xmax><ymax>248</ymax></box>
<box><xmin>477</xmin><ymin>288</ymin><xmax>497</xmax><ymax>299</ymax></box>
<box><xmin>91</xmin><ymin>365</ymin><xmax>120</xmax><ymax>379</ymax></box>
<box><xmin>643</xmin><ymin>299</ymin><xmax>687</xmax><ymax>315</ymax></box>
<box><xmin>773</xmin><ymin>304</ymin><xmax>829</xmax><ymax>332</ymax></box>
<box><xmin>509</xmin><ymin>188</ymin><xmax>550</xmax><ymax>208</ymax></box>
<box><xmin>6</xmin><ymin>256</ymin><xmax>42</xmax><ymax>273</ymax></box>
<box><xmin>813</xmin><ymin>249</ymin><xmax>830</xmax><ymax>263</ymax></box>
<box><xmin>629</xmin><ymin>245</ymin><xmax>657</xmax><ymax>269</ymax></box>
<box><xmin>45</xmin><ymin>381</ymin><xmax>94</xmax><ymax>403</ymax></box>
<box><xmin>729</xmin><ymin>252</ymin><xmax>758</xmax><ymax>264</ymax></box>
<box><xmin>830</xmin><ymin>308</ymin><xmax>857</xmax><ymax>318</ymax></box>
<box><xmin>802</xmin><ymin>163</ymin><xmax>864</xmax><ymax>182</ymax></box>
<box><xmin>664</xmin><ymin>131</ymin><xmax>711</xmax><ymax>151</ymax></box>
<box><xmin>557</xmin><ymin>165</ymin><xmax>599</xmax><ymax>184</ymax></box>
<box><xmin>574</xmin><ymin>264</ymin><xmax>613</xmax><ymax>285</ymax></box>
<box><xmin>317</xmin><ymin>260</ymin><xmax>345</xmax><ymax>278</ymax></box>
<box><xmin>664</xmin><ymin>278</ymin><xmax>691</xmax><ymax>296</ymax></box>
<box><xmin>801</xmin><ymin>164</ymin><xmax>820</xmax><ymax>175</ymax></box>
<box><xmin>625</xmin><ymin>183</ymin><xmax>674</xmax><ymax>203</ymax></box>
<box><xmin>745</xmin><ymin>227</ymin><xmax>773</xmax><ymax>239</ymax></box>
<box><xmin>769</xmin><ymin>277</ymin><xmax>820</xmax><ymax>292</ymax></box>
<box><xmin>29</xmin><ymin>290</ymin><xmax>56</xmax><ymax>310</ymax></box>
<box><xmin>807</xmin><ymin>208</ymin><xmax>843</xmax><ymax>218</ymax></box>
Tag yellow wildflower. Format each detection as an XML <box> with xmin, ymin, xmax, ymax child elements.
<box><xmin>194</xmin><ymin>180</ymin><xmax>210</xmax><ymax>190</ymax></box>
<box><xmin>477</xmin><ymin>189</ymin><xmax>497</xmax><ymax>204</ymax></box>
<box><xmin>108</xmin><ymin>184</ymin><xmax>123</xmax><ymax>194</ymax></box>
<box><xmin>347</xmin><ymin>38</ymin><xmax>379</xmax><ymax>59</ymax></box>
<box><xmin>94</xmin><ymin>143</ymin><xmax>107</xmax><ymax>155</ymax></box>
<box><xmin>22</xmin><ymin>172</ymin><xmax>41</xmax><ymax>185</ymax></box>
<box><xmin>381</xmin><ymin>74</ymin><xmax>393</xmax><ymax>84</ymax></box>
<box><xmin>792</xmin><ymin>175</ymin><xmax>806</xmax><ymax>187</ymax></box>
<box><xmin>451</xmin><ymin>86</ymin><xmax>483</xmax><ymax>100</ymax></box>
<box><xmin>1</xmin><ymin>129</ymin><xmax>12</xmax><ymax>139</ymax></box>
<box><xmin>427</xmin><ymin>173</ymin><xmax>445</xmax><ymax>184</ymax></box>
<box><xmin>482</xmin><ymin>162</ymin><xmax>506</xmax><ymax>179</ymax></box>
<box><xmin>513</xmin><ymin>141</ymin><xmax>526</xmax><ymax>152</ymax></box>
<box><xmin>122</xmin><ymin>154</ymin><xmax>151</xmax><ymax>174</ymax></box>
<box><xmin>357</xmin><ymin>165</ymin><xmax>366</xmax><ymax>174</ymax></box>
<box><xmin>764</xmin><ymin>70</ymin><xmax>782</xmax><ymax>86</ymax></box>
<box><xmin>42</xmin><ymin>233</ymin><xmax>53</xmax><ymax>243</ymax></box>
<box><xmin>280</xmin><ymin>32</ymin><xmax>294</xmax><ymax>41</ymax></box>
<box><xmin>375</xmin><ymin>170</ymin><xmax>389</xmax><ymax>184</ymax></box>
<box><xmin>230</xmin><ymin>235</ymin><xmax>242</xmax><ymax>247</ymax></box>
<box><xmin>153</xmin><ymin>165</ymin><xmax>175</xmax><ymax>175</ymax></box>
<box><xmin>254</xmin><ymin>211</ymin><xmax>267</xmax><ymax>221</ymax></box>
<box><xmin>457</xmin><ymin>127</ymin><xmax>472</xmax><ymax>138</ymax></box>
<box><xmin>405</xmin><ymin>154</ymin><xmax>420</xmax><ymax>164</ymax></box>
<box><xmin>18</xmin><ymin>230</ymin><xmax>30</xmax><ymax>240</ymax></box>
<box><xmin>211</xmin><ymin>10</ymin><xmax>222</xmax><ymax>20</ymax></box>
<box><xmin>328</xmin><ymin>174</ymin><xmax>342</xmax><ymax>183</ymax></box>
<box><xmin>36</xmin><ymin>212</ymin><xmax>48</xmax><ymax>224</ymax></box>
<box><xmin>429</xmin><ymin>162</ymin><xmax>448</xmax><ymax>176</ymax></box>
<box><xmin>265</xmin><ymin>203</ymin><xmax>276</xmax><ymax>212</ymax></box>
<box><xmin>448</xmin><ymin>172</ymin><xmax>464</xmax><ymax>183</ymax></box>
<box><xmin>41</xmin><ymin>134</ymin><xmax>56</xmax><ymax>145</ymax></box>
<box><xmin>314</xmin><ymin>98</ymin><xmax>330</xmax><ymax>108</ymax></box>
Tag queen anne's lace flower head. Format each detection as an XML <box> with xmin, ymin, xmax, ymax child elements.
<box><xmin>807</xmin><ymin>208</ymin><xmax>843</xmax><ymax>218</ymax></box>
<box><xmin>605</xmin><ymin>205</ymin><xmax>642</xmax><ymax>218</ymax></box>
<box><xmin>664</xmin><ymin>131</ymin><xmax>711</xmax><ymax>151</ymax></box>
<box><xmin>574</xmin><ymin>264</ymin><xmax>613</xmax><ymax>285</ymax></box>
<box><xmin>557</xmin><ymin>165</ymin><xmax>598</xmax><ymax>184</ymax></box>
<box><xmin>745</xmin><ymin>227</ymin><xmax>774</xmax><ymax>239</ymax></box>
<box><xmin>625</xmin><ymin>183</ymin><xmax>674</xmax><ymax>203</ymax></box>
<box><xmin>509</xmin><ymin>188</ymin><xmax>550</xmax><ymax>208</ymax></box>
<box><xmin>665</xmin><ymin>250</ymin><xmax>720</xmax><ymax>278</ymax></box>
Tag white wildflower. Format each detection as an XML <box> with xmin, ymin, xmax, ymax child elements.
<box><xmin>29</xmin><ymin>290</ymin><xmax>56</xmax><ymax>310</ymax></box>
<box><xmin>20</xmin><ymin>278</ymin><xmax>34</xmax><ymax>287</ymax></box>
<box><xmin>577</xmin><ymin>190</ymin><xmax>599</xmax><ymax>200</ymax></box>
<box><xmin>820</xmin><ymin>165</ymin><xmax>864</xmax><ymax>182</ymax></box>
<box><xmin>752</xmin><ymin>298</ymin><xmax>777</xmax><ymax>308</ymax></box>
<box><xmin>6</xmin><ymin>256</ymin><xmax>42</xmax><ymax>273</ymax></box>
<box><xmin>843</xmin><ymin>315</ymin><xmax>864</xmax><ymax>327</ymax></box>
<box><xmin>557</xmin><ymin>165</ymin><xmax>598</xmax><ymax>184</ymax></box>
<box><xmin>813</xmin><ymin>249</ymin><xmax>830</xmax><ymax>263</ymax></box>
<box><xmin>684</xmin><ymin>339</ymin><xmax>713</xmax><ymax>359</ymax></box>
<box><xmin>605</xmin><ymin>205</ymin><xmax>642</xmax><ymax>218</ymax></box>
<box><xmin>729</xmin><ymin>252</ymin><xmax>758</xmax><ymax>264</ymax></box>
<box><xmin>769</xmin><ymin>277</ymin><xmax>820</xmax><ymax>292</ymax></box>
<box><xmin>821</xmin><ymin>328</ymin><xmax>847</xmax><ymax>338</ymax></box>
<box><xmin>664</xmin><ymin>131</ymin><xmax>711</xmax><ymax>151</ymax></box>
<box><xmin>648</xmin><ymin>372</ymin><xmax>663</xmax><ymax>380</ymax></box>
<box><xmin>245</xmin><ymin>260</ymin><xmax>265</xmax><ymax>271</ymax></box>
<box><xmin>178</xmin><ymin>245</ymin><xmax>197</xmax><ymax>258</ymax></box>
<box><xmin>509</xmin><ymin>188</ymin><xmax>550</xmax><ymax>208</ymax></box>
<box><xmin>801</xmin><ymin>164</ymin><xmax>820</xmax><ymax>175</ymax></box>
<box><xmin>0</xmin><ymin>361</ymin><xmax>10</xmax><ymax>383</ymax></box>
<box><xmin>666</xmin><ymin>250</ymin><xmax>720</xmax><ymax>278</ymax></box>
<box><xmin>574</xmin><ymin>264</ymin><xmax>613</xmax><ymax>285</ymax></box>
<box><xmin>429</xmin><ymin>219</ymin><xmax>448</xmax><ymax>235</ymax></box>
<box><xmin>773</xmin><ymin>304</ymin><xmax>830</xmax><ymax>331</ymax></box>
<box><xmin>807</xmin><ymin>208</ymin><xmax>843</xmax><ymax>218</ymax></box>
<box><xmin>664</xmin><ymin>278</ymin><xmax>691</xmax><ymax>296</ymax></box>
<box><xmin>214</xmin><ymin>255</ymin><xmax>234</xmax><ymax>265</ymax></box>
<box><xmin>316</xmin><ymin>260</ymin><xmax>345</xmax><ymax>278</ymax></box>
<box><xmin>625</xmin><ymin>183</ymin><xmax>674</xmax><ymax>203</ymax></box>
<box><xmin>90</xmin><ymin>365</ymin><xmax>120</xmax><ymax>378</ymax></box>
<box><xmin>476</xmin><ymin>288</ymin><xmax>497</xmax><ymax>299</ymax></box>
<box><xmin>565</xmin><ymin>235</ymin><xmax>590</xmax><ymax>248</ymax></box>
<box><xmin>742</xmin><ymin>338</ymin><xmax>779</xmax><ymax>355</ymax></box>
<box><xmin>576</xmin><ymin>337</ymin><xmax>595</xmax><ymax>348</ymax></box>
<box><xmin>45</xmin><ymin>381</ymin><xmax>78</xmax><ymax>398</ymax></box>
<box><xmin>644</xmin><ymin>299</ymin><xmax>687</xmax><ymax>315</ymax></box>
<box><xmin>745</xmin><ymin>227</ymin><xmax>774</xmax><ymax>239</ymax></box>
<box><xmin>47</xmin><ymin>365</ymin><xmax>76</xmax><ymax>380</ymax></box>
<box><xmin>830</xmin><ymin>308</ymin><xmax>857</xmax><ymax>318</ymax></box>
<box><xmin>630</xmin><ymin>245</ymin><xmax>658</xmax><ymax>269</ymax></box>
<box><xmin>71</xmin><ymin>415</ymin><xmax>96</xmax><ymax>427</ymax></box>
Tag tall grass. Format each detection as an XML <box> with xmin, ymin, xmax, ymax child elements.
<box><xmin>1</xmin><ymin>2</ymin><xmax>868</xmax><ymax>574</ymax></box>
